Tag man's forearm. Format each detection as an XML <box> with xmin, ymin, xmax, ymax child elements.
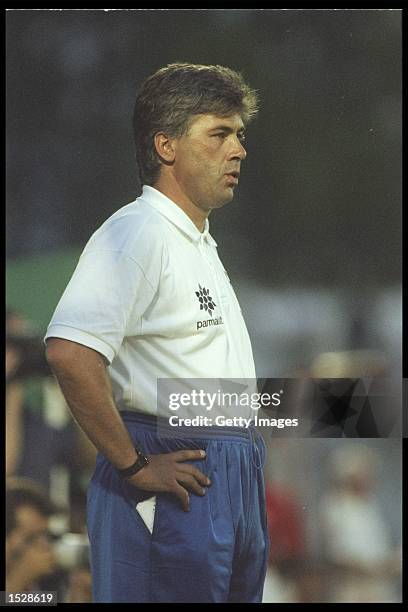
<box><xmin>45</xmin><ymin>339</ymin><xmax>137</xmax><ymax>470</ymax></box>
<box><xmin>45</xmin><ymin>339</ymin><xmax>209</xmax><ymax>511</ymax></box>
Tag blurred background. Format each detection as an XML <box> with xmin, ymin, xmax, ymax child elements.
<box><xmin>6</xmin><ymin>9</ymin><xmax>402</xmax><ymax>603</ymax></box>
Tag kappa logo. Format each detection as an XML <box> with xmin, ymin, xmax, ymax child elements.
<box><xmin>195</xmin><ymin>284</ymin><xmax>217</xmax><ymax>317</ymax></box>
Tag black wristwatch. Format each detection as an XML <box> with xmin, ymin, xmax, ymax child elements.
<box><xmin>116</xmin><ymin>446</ymin><xmax>149</xmax><ymax>479</ymax></box>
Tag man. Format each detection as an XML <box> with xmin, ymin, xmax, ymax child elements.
<box><xmin>6</xmin><ymin>478</ymin><xmax>59</xmax><ymax>592</ymax></box>
<box><xmin>45</xmin><ymin>63</ymin><xmax>268</xmax><ymax>603</ymax></box>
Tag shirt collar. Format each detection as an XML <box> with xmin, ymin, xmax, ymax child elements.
<box><xmin>139</xmin><ymin>185</ymin><xmax>218</xmax><ymax>247</ymax></box>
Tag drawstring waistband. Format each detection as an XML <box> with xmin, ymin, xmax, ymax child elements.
<box><xmin>121</xmin><ymin>410</ymin><xmax>252</xmax><ymax>440</ymax></box>
<box><xmin>120</xmin><ymin>410</ymin><xmax>266</xmax><ymax>471</ymax></box>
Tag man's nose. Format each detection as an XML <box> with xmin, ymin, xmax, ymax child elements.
<box><xmin>229</xmin><ymin>137</ymin><xmax>247</xmax><ymax>161</ymax></box>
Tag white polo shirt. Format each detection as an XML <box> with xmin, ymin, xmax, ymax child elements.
<box><xmin>45</xmin><ymin>185</ymin><xmax>256</xmax><ymax>415</ymax></box>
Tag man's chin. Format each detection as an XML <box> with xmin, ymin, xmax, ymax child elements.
<box><xmin>211</xmin><ymin>188</ymin><xmax>235</xmax><ymax>209</ymax></box>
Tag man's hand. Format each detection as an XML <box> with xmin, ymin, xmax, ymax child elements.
<box><xmin>45</xmin><ymin>340</ymin><xmax>211</xmax><ymax>512</ymax></box>
<box><xmin>127</xmin><ymin>449</ymin><xmax>211</xmax><ymax>512</ymax></box>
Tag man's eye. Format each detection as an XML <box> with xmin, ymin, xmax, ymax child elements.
<box><xmin>212</xmin><ymin>132</ymin><xmax>246</xmax><ymax>143</ymax></box>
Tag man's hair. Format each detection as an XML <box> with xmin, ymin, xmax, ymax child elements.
<box><xmin>6</xmin><ymin>478</ymin><xmax>59</xmax><ymax>536</ymax></box>
<box><xmin>133</xmin><ymin>63</ymin><xmax>259</xmax><ymax>186</ymax></box>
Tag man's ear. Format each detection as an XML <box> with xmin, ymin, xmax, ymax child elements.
<box><xmin>154</xmin><ymin>132</ymin><xmax>176</xmax><ymax>163</ymax></box>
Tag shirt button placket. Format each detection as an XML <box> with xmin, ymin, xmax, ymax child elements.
<box><xmin>199</xmin><ymin>238</ymin><xmax>222</xmax><ymax>314</ymax></box>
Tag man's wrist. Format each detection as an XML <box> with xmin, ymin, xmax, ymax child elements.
<box><xmin>116</xmin><ymin>447</ymin><xmax>149</xmax><ymax>479</ymax></box>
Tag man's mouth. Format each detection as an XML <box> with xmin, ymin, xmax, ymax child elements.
<box><xmin>224</xmin><ymin>171</ymin><xmax>240</xmax><ymax>184</ymax></box>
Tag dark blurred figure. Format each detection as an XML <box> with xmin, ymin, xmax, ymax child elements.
<box><xmin>6</xmin><ymin>309</ymin><xmax>37</xmax><ymax>476</ymax></box>
<box><xmin>319</xmin><ymin>444</ymin><xmax>401</xmax><ymax>602</ymax></box>
<box><xmin>65</xmin><ymin>566</ymin><xmax>93</xmax><ymax>603</ymax></box>
<box><xmin>6</xmin><ymin>307</ymin><xmax>60</xmax><ymax>481</ymax></box>
<box><xmin>6</xmin><ymin>478</ymin><xmax>59</xmax><ymax>592</ymax></box>
<box><xmin>6</xmin><ymin>477</ymin><xmax>93</xmax><ymax>602</ymax></box>
<box><xmin>286</xmin><ymin>349</ymin><xmax>395</xmax><ymax>438</ymax></box>
<box><xmin>6</xmin><ymin>309</ymin><xmax>97</xmax><ymax>526</ymax></box>
<box><xmin>6</xmin><ymin>308</ymin><xmax>50</xmax><ymax>382</ymax></box>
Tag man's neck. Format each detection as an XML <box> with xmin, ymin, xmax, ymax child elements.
<box><xmin>152</xmin><ymin>177</ymin><xmax>209</xmax><ymax>233</ymax></box>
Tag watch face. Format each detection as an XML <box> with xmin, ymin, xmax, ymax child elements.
<box><xmin>135</xmin><ymin>448</ymin><xmax>149</xmax><ymax>464</ymax></box>
<box><xmin>136</xmin><ymin>455</ymin><xmax>148</xmax><ymax>467</ymax></box>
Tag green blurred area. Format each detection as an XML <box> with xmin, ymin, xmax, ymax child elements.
<box><xmin>6</xmin><ymin>247</ymin><xmax>80</xmax><ymax>332</ymax></box>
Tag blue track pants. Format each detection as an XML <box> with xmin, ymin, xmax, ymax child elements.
<box><xmin>87</xmin><ymin>412</ymin><xmax>268</xmax><ymax>603</ymax></box>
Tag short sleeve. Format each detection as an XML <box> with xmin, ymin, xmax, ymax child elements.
<box><xmin>44</xmin><ymin>249</ymin><xmax>158</xmax><ymax>364</ymax></box>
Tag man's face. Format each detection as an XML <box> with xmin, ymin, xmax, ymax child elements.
<box><xmin>6</xmin><ymin>505</ymin><xmax>50</xmax><ymax>563</ymax></box>
<box><xmin>172</xmin><ymin>113</ymin><xmax>247</xmax><ymax>212</ymax></box>
<box><xmin>16</xmin><ymin>505</ymin><xmax>50</xmax><ymax>539</ymax></box>
<box><xmin>14</xmin><ymin>505</ymin><xmax>50</xmax><ymax>549</ymax></box>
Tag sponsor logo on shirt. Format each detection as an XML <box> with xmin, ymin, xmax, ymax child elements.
<box><xmin>195</xmin><ymin>284</ymin><xmax>216</xmax><ymax>315</ymax></box>
<box><xmin>195</xmin><ymin>284</ymin><xmax>224</xmax><ymax>330</ymax></box>
<box><xmin>197</xmin><ymin>316</ymin><xmax>224</xmax><ymax>330</ymax></box>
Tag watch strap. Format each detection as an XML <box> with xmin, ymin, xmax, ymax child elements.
<box><xmin>116</xmin><ymin>447</ymin><xmax>149</xmax><ymax>479</ymax></box>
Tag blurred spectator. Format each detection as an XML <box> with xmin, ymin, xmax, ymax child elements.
<box><xmin>6</xmin><ymin>309</ymin><xmax>97</xmax><ymax>525</ymax></box>
<box><xmin>266</xmin><ymin>482</ymin><xmax>306</xmax><ymax>571</ymax></box>
<box><xmin>6</xmin><ymin>478</ymin><xmax>60</xmax><ymax>592</ymax></box>
<box><xmin>6</xmin><ymin>308</ymin><xmax>35</xmax><ymax>337</ymax></box>
<box><xmin>319</xmin><ymin>444</ymin><xmax>401</xmax><ymax>602</ymax></box>
<box><xmin>65</xmin><ymin>566</ymin><xmax>93</xmax><ymax>603</ymax></box>
<box><xmin>6</xmin><ymin>366</ymin><xmax>24</xmax><ymax>477</ymax></box>
<box><xmin>309</xmin><ymin>349</ymin><xmax>389</xmax><ymax>379</ymax></box>
<box><xmin>6</xmin><ymin>308</ymin><xmax>36</xmax><ymax>476</ymax></box>
<box><xmin>6</xmin><ymin>477</ymin><xmax>93</xmax><ymax>602</ymax></box>
<box><xmin>262</xmin><ymin>482</ymin><xmax>326</xmax><ymax>602</ymax></box>
<box><xmin>262</xmin><ymin>480</ymin><xmax>305</xmax><ymax>602</ymax></box>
